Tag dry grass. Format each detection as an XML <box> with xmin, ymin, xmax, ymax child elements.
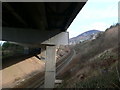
<box><xmin>57</xmin><ymin>25</ymin><xmax>120</xmax><ymax>88</ymax></box>
<box><xmin>58</xmin><ymin>47</ymin><xmax>119</xmax><ymax>88</ymax></box>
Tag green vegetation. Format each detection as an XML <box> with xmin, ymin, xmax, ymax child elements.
<box><xmin>2</xmin><ymin>42</ymin><xmax>24</xmax><ymax>58</ymax></box>
<box><xmin>2</xmin><ymin>42</ymin><xmax>41</xmax><ymax>59</ymax></box>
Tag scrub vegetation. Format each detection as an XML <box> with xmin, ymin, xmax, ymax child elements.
<box><xmin>58</xmin><ymin>24</ymin><xmax>120</xmax><ymax>88</ymax></box>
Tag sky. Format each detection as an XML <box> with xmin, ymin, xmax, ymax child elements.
<box><xmin>67</xmin><ymin>0</ymin><xmax>119</xmax><ymax>38</ymax></box>
<box><xmin>0</xmin><ymin>0</ymin><xmax>119</xmax><ymax>44</ymax></box>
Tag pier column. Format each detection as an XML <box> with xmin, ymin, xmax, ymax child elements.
<box><xmin>44</xmin><ymin>46</ymin><xmax>56</xmax><ymax>88</ymax></box>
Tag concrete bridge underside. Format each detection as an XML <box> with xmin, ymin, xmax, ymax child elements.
<box><xmin>1</xmin><ymin>1</ymin><xmax>87</xmax><ymax>88</ymax></box>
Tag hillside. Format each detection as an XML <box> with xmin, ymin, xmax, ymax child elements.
<box><xmin>58</xmin><ymin>24</ymin><xmax>120</xmax><ymax>88</ymax></box>
<box><xmin>69</xmin><ymin>30</ymin><xmax>102</xmax><ymax>45</ymax></box>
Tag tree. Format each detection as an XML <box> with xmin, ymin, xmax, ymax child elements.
<box><xmin>2</xmin><ymin>41</ymin><xmax>13</xmax><ymax>50</ymax></box>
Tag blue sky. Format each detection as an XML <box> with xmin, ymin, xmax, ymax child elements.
<box><xmin>67</xmin><ymin>0</ymin><xmax>119</xmax><ymax>38</ymax></box>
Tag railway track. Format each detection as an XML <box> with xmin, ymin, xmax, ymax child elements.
<box><xmin>11</xmin><ymin>49</ymin><xmax>75</xmax><ymax>88</ymax></box>
<box><xmin>31</xmin><ymin>49</ymin><xmax>75</xmax><ymax>88</ymax></box>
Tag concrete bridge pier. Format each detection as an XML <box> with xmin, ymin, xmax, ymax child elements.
<box><xmin>44</xmin><ymin>46</ymin><xmax>56</xmax><ymax>88</ymax></box>
<box><xmin>41</xmin><ymin>32</ymin><xmax>69</xmax><ymax>88</ymax></box>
